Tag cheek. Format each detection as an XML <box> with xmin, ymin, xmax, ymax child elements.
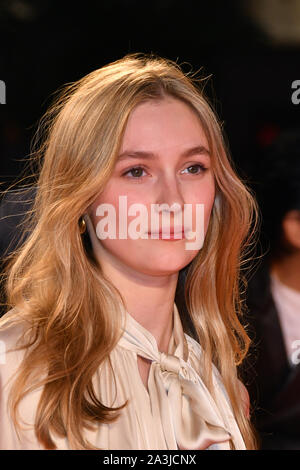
<box><xmin>89</xmin><ymin>188</ymin><xmax>151</xmax><ymax>233</ymax></box>
<box><xmin>203</xmin><ymin>190</ymin><xmax>216</xmax><ymax>222</ymax></box>
<box><xmin>89</xmin><ymin>180</ymin><xmax>215</xmax><ymax>239</ymax></box>
<box><xmin>189</xmin><ymin>183</ymin><xmax>215</xmax><ymax>232</ymax></box>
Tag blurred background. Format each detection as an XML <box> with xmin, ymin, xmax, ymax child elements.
<box><xmin>0</xmin><ymin>0</ymin><xmax>300</xmax><ymax>192</ymax></box>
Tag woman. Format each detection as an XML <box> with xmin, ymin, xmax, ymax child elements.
<box><xmin>0</xmin><ymin>53</ymin><xmax>259</xmax><ymax>450</ymax></box>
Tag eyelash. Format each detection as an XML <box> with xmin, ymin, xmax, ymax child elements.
<box><xmin>122</xmin><ymin>164</ymin><xmax>208</xmax><ymax>179</ymax></box>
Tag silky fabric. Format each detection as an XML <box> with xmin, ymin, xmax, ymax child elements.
<box><xmin>118</xmin><ymin>303</ymin><xmax>245</xmax><ymax>450</ymax></box>
<box><xmin>0</xmin><ymin>303</ymin><xmax>245</xmax><ymax>449</ymax></box>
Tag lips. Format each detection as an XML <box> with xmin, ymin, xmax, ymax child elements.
<box><xmin>147</xmin><ymin>227</ymin><xmax>187</xmax><ymax>238</ymax></box>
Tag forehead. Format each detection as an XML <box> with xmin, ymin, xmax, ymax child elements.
<box><xmin>119</xmin><ymin>97</ymin><xmax>208</xmax><ymax>154</ymax></box>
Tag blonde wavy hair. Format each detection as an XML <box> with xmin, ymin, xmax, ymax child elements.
<box><xmin>0</xmin><ymin>53</ymin><xmax>260</xmax><ymax>449</ymax></box>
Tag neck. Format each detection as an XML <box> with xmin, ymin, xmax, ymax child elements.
<box><xmin>86</xmin><ymin>216</ymin><xmax>178</xmax><ymax>352</ymax></box>
<box><xmin>104</xmin><ymin>262</ymin><xmax>177</xmax><ymax>353</ymax></box>
<box><xmin>270</xmin><ymin>250</ymin><xmax>300</xmax><ymax>292</ymax></box>
<box><xmin>117</xmin><ymin>272</ymin><xmax>177</xmax><ymax>353</ymax></box>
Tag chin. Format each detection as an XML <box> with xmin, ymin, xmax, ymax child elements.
<box><xmin>132</xmin><ymin>257</ymin><xmax>194</xmax><ymax>277</ymax></box>
<box><xmin>137</xmin><ymin>267</ymin><xmax>183</xmax><ymax>277</ymax></box>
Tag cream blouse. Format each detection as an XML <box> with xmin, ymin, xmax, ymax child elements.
<box><xmin>0</xmin><ymin>303</ymin><xmax>246</xmax><ymax>450</ymax></box>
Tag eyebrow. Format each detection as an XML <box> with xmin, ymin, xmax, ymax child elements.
<box><xmin>117</xmin><ymin>145</ymin><xmax>211</xmax><ymax>161</ymax></box>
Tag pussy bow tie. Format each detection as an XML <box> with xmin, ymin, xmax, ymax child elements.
<box><xmin>118</xmin><ymin>308</ymin><xmax>233</xmax><ymax>450</ymax></box>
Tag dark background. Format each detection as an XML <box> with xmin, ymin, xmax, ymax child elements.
<box><xmin>0</xmin><ymin>0</ymin><xmax>300</xmax><ymax>192</ymax></box>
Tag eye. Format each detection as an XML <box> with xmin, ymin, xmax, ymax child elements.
<box><xmin>181</xmin><ymin>164</ymin><xmax>207</xmax><ymax>175</ymax></box>
<box><xmin>122</xmin><ymin>166</ymin><xmax>147</xmax><ymax>179</ymax></box>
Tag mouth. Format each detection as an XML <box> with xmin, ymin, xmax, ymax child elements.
<box><xmin>147</xmin><ymin>228</ymin><xmax>187</xmax><ymax>240</ymax></box>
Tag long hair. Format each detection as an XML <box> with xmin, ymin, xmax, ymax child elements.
<box><xmin>0</xmin><ymin>53</ymin><xmax>260</xmax><ymax>449</ymax></box>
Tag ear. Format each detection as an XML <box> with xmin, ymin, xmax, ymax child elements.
<box><xmin>282</xmin><ymin>210</ymin><xmax>300</xmax><ymax>250</ymax></box>
<box><xmin>238</xmin><ymin>379</ymin><xmax>250</xmax><ymax>419</ymax></box>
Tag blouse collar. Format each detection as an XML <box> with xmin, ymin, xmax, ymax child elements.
<box><xmin>120</xmin><ymin>302</ymin><xmax>189</xmax><ymax>362</ymax></box>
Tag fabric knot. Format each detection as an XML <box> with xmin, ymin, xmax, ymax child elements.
<box><xmin>159</xmin><ymin>352</ymin><xmax>182</xmax><ymax>375</ymax></box>
<box><xmin>116</xmin><ymin>303</ymin><xmax>246</xmax><ymax>449</ymax></box>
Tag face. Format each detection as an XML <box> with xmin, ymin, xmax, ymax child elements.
<box><xmin>87</xmin><ymin>97</ymin><xmax>215</xmax><ymax>278</ymax></box>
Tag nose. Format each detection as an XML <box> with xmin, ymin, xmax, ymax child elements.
<box><xmin>153</xmin><ymin>173</ymin><xmax>185</xmax><ymax>217</ymax></box>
